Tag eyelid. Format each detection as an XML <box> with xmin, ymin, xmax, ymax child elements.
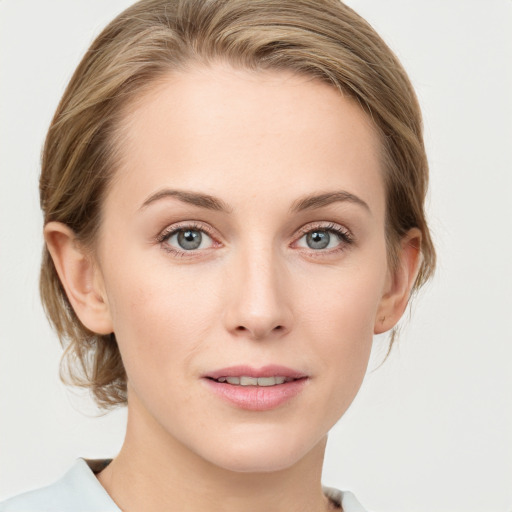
<box><xmin>155</xmin><ymin>221</ymin><xmax>221</xmax><ymax>255</ymax></box>
<box><xmin>156</xmin><ymin>221</ymin><xmax>216</xmax><ymax>242</ymax></box>
<box><xmin>294</xmin><ymin>221</ymin><xmax>353</xmax><ymax>240</ymax></box>
<box><xmin>292</xmin><ymin>221</ymin><xmax>355</xmax><ymax>251</ymax></box>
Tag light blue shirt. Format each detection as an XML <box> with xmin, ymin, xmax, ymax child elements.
<box><xmin>0</xmin><ymin>458</ymin><xmax>368</xmax><ymax>511</ymax></box>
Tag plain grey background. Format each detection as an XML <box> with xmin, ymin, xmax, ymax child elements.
<box><xmin>1</xmin><ymin>1</ymin><xmax>511</xmax><ymax>511</ymax></box>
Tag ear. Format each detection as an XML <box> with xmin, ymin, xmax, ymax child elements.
<box><xmin>374</xmin><ymin>228</ymin><xmax>422</xmax><ymax>334</ymax></box>
<box><xmin>44</xmin><ymin>222</ymin><xmax>113</xmax><ymax>335</ymax></box>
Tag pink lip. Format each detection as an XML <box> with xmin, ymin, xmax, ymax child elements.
<box><xmin>202</xmin><ymin>365</ymin><xmax>308</xmax><ymax>411</ymax></box>
<box><xmin>205</xmin><ymin>365</ymin><xmax>307</xmax><ymax>380</ymax></box>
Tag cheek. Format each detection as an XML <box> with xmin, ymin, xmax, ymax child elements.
<box><xmin>103</xmin><ymin>259</ymin><xmax>221</xmax><ymax>380</ymax></box>
<box><xmin>295</xmin><ymin>257</ymin><xmax>387</xmax><ymax>408</ymax></box>
<box><xmin>103</xmin><ymin>266</ymin><xmax>223</xmax><ymax>433</ymax></box>
<box><xmin>299</xmin><ymin>259</ymin><xmax>386</xmax><ymax>347</ymax></box>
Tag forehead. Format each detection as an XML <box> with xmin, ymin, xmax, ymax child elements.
<box><xmin>110</xmin><ymin>64</ymin><xmax>385</xmax><ymax>218</ymax></box>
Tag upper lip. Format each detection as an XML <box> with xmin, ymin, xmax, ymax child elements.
<box><xmin>205</xmin><ymin>365</ymin><xmax>307</xmax><ymax>380</ymax></box>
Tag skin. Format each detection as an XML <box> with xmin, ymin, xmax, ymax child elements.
<box><xmin>45</xmin><ymin>64</ymin><xmax>421</xmax><ymax>512</ymax></box>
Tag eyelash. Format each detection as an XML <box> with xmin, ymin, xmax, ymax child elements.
<box><xmin>156</xmin><ymin>222</ymin><xmax>218</xmax><ymax>257</ymax></box>
<box><xmin>294</xmin><ymin>222</ymin><xmax>354</xmax><ymax>254</ymax></box>
<box><xmin>155</xmin><ymin>221</ymin><xmax>354</xmax><ymax>257</ymax></box>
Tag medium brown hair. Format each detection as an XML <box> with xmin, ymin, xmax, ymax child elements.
<box><xmin>40</xmin><ymin>0</ymin><xmax>435</xmax><ymax>409</ymax></box>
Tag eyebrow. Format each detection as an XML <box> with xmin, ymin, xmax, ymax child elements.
<box><xmin>290</xmin><ymin>191</ymin><xmax>371</xmax><ymax>214</ymax></box>
<box><xmin>139</xmin><ymin>188</ymin><xmax>370</xmax><ymax>215</ymax></box>
<box><xmin>139</xmin><ymin>189</ymin><xmax>232</xmax><ymax>213</ymax></box>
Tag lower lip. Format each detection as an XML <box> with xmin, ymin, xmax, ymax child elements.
<box><xmin>203</xmin><ymin>378</ymin><xmax>308</xmax><ymax>411</ymax></box>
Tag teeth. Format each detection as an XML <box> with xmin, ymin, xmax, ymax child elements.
<box><xmin>217</xmin><ymin>376</ymin><xmax>292</xmax><ymax>386</ymax></box>
<box><xmin>256</xmin><ymin>377</ymin><xmax>276</xmax><ymax>387</ymax></box>
<box><xmin>240</xmin><ymin>376</ymin><xmax>258</xmax><ymax>386</ymax></box>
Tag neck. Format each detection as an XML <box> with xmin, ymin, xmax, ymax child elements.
<box><xmin>97</xmin><ymin>392</ymin><xmax>332</xmax><ymax>512</ymax></box>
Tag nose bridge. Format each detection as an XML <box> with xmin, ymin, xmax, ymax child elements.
<box><xmin>224</xmin><ymin>237</ymin><xmax>292</xmax><ymax>340</ymax></box>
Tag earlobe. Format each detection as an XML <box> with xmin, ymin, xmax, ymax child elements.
<box><xmin>44</xmin><ymin>222</ymin><xmax>113</xmax><ymax>335</ymax></box>
<box><xmin>374</xmin><ymin>228</ymin><xmax>422</xmax><ymax>334</ymax></box>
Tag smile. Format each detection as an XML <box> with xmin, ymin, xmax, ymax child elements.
<box><xmin>203</xmin><ymin>366</ymin><xmax>308</xmax><ymax>411</ymax></box>
<box><xmin>212</xmin><ymin>376</ymin><xmax>295</xmax><ymax>386</ymax></box>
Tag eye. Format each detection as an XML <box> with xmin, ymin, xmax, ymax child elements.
<box><xmin>159</xmin><ymin>225</ymin><xmax>215</xmax><ymax>252</ymax></box>
<box><xmin>304</xmin><ymin>230</ymin><xmax>334</xmax><ymax>250</ymax></box>
<box><xmin>295</xmin><ymin>224</ymin><xmax>353</xmax><ymax>251</ymax></box>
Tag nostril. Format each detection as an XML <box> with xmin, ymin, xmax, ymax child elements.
<box><xmin>233</xmin><ymin>324</ymin><xmax>285</xmax><ymax>337</ymax></box>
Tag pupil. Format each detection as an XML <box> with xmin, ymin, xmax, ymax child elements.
<box><xmin>178</xmin><ymin>230</ymin><xmax>202</xmax><ymax>250</ymax></box>
<box><xmin>307</xmin><ymin>231</ymin><xmax>330</xmax><ymax>250</ymax></box>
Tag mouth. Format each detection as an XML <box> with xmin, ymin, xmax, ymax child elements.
<box><xmin>208</xmin><ymin>376</ymin><xmax>298</xmax><ymax>386</ymax></box>
<box><xmin>203</xmin><ymin>365</ymin><xmax>308</xmax><ymax>411</ymax></box>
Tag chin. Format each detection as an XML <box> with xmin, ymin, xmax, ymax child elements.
<box><xmin>214</xmin><ymin>453</ymin><xmax>298</xmax><ymax>474</ymax></box>
<box><xmin>196</xmin><ymin>428</ymin><xmax>325</xmax><ymax>474</ymax></box>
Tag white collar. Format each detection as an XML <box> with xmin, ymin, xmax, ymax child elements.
<box><xmin>1</xmin><ymin>458</ymin><xmax>368</xmax><ymax>512</ymax></box>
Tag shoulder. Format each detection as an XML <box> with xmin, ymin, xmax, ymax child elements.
<box><xmin>0</xmin><ymin>459</ymin><xmax>119</xmax><ymax>512</ymax></box>
<box><xmin>324</xmin><ymin>486</ymin><xmax>370</xmax><ymax>512</ymax></box>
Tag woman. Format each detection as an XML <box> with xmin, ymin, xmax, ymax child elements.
<box><xmin>0</xmin><ymin>0</ymin><xmax>435</xmax><ymax>510</ymax></box>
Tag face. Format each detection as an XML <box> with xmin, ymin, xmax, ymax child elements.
<box><xmin>93</xmin><ymin>64</ymin><xmax>392</xmax><ymax>472</ymax></box>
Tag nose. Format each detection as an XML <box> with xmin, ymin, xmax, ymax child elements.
<box><xmin>222</xmin><ymin>244</ymin><xmax>293</xmax><ymax>341</ymax></box>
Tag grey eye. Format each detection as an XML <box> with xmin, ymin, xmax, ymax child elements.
<box><xmin>177</xmin><ymin>230</ymin><xmax>202</xmax><ymax>250</ymax></box>
<box><xmin>306</xmin><ymin>230</ymin><xmax>331</xmax><ymax>250</ymax></box>
<box><xmin>165</xmin><ymin>228</ymin><xmax>213</xmax><ymax>251</ymax></box>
